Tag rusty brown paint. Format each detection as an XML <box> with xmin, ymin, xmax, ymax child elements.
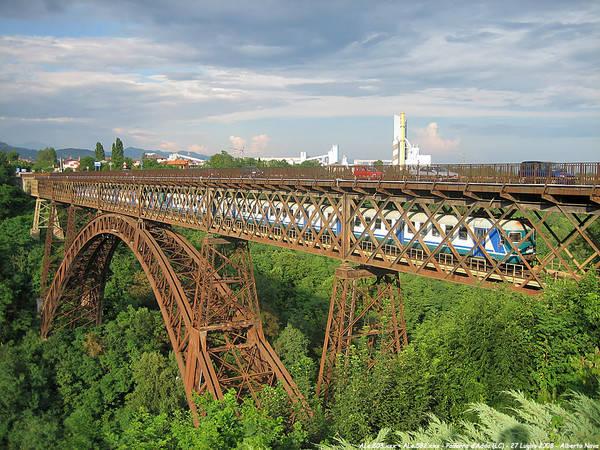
<box><xmin>40</xmin><ymin>214</ymin><xmax>307</xmax><ymax>423</ymax></box>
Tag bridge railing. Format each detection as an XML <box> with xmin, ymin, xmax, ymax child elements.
<box><xmin>29</xmin><ymin>162</ymin><xmax>600</xmax><ymax>185</ymax></box>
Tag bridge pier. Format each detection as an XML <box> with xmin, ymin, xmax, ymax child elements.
<box><xmin>316</xmin><ymin>264</ymin><xmax>408</xmax><ymax>400</ymax></box>
<box><xmin>39</xmin><ymin>201</ymin><xmax>65</xmax><ymax>303</ymax></box>
<box><xmin>192</xmin><ymin>236</ymin><xmax>307</xmax><ymax>409</ymax></box>
<box><xmin>31</xmin><ymin>198</ymin><xmax>64</xmax><ymax>240</ymax></box>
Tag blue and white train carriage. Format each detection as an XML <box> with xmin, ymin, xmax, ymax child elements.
<box><xmin>352</xmin><ymin>210</ymin><xmax>535</xmax><ymax>264</ymax></box>
<box><xmin>224</xmin><ymin>199</ymin><xmax>535</xmax><ymax>265</ymax></box>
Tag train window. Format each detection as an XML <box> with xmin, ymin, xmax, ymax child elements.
<box><xmin>411</xmin><ymin>221</ymin><xmax>418</xmax><ymax>232</ymax></box>
<box><xmin>509</xmin><ymin>232</ymin><xmax>521</xmax><ymax>243</ymax></box>
<box><xmin>458</xmin><ymin>226</ymin><xmax>468</xmax><ymax>240</ymax></box>
<box><xmin>420</xmin><ymin>225</ymin><xmax>429</xmax><ymax>236</ymax></box>
<box><xmin>384</xmin><ymin>218</ymin><xmax>393</xmax><ymax>229</ymax></box>
<box><xmin>374</xmin><ymin>218</ymin><xmax>382</xmax><ymax>229</ymax></box>
<box><xmin>445</xmin><ymin>225</ymin><xmax>453</xmax><ymax>236</ymax></box>
<box><xmin>354</xmin><ymin>217</ymin><xmax>361</xmax><ymax>227</ymax></box>
<box><xmin>432</xmin><ymin>227</ymin><xmax>440</xmax><ymax>237</ymax></box>
<box><xmin>276</xmin><ymin>207</ymin><xmax>281</xmax><ymax>216</ymax></box>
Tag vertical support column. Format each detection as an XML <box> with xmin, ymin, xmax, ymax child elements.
<box><xmin>64</xmin><ymin>205</ymin><xmax>94</xmax><ymax>251</ymax></box>
<box><xmin>30</xmin><ymin>198</ymin><xmax>43</xmax><ymax>239</ymax></box>
<box><xmin>204</xmin><ymin>188</ymin><xmax>213</xmax><ymax>229</ymax></box>
<box><xmin>192</xmin><ymin>236</ymin><xmax>308</xmax><ymax>411</ymax></box>
<box><xmin>40</xmin><ymin>203</ymin><xmax>60</xmax><ymax>298</ymax></box>
<box><xmin>340</xmin><ymin>193</ymin><xmax>352</xmax><ymax>260</ymax></box>
<box><xmin>316</xmin><ymin>263</ymin><xmax>408</xmax><ymax>400</ymax></box>
<box><xmin>30</xmin><ymin>198</ymin><xmax>65</xmax><ymax>240</ymax></box>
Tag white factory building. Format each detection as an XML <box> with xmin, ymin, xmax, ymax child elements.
<box><xmin>259</xmin><ymin>144</ymin><xmax>343</xmax><ymax>166</ymax></box>
<box><xmin>166</xmin><ymin>153</ymin><xmax>206</xmax><ymax>166</ymax></box>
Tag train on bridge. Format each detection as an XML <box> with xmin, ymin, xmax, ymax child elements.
<box><xmin>135</xmin><ymin>190</ymin><xmax>537</xmax><ymax>265</ymax></box>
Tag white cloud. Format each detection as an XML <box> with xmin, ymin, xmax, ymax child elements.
<box><xmin>159</xmin><ymin>141</ymin><xmax>178</xmax><ymax>151</ymax></box>
<box><xmin>112</xmin><ymin>127</ymin><xmax>158</xmax><ymax>146</ymax></box>
<box><xmin>0</xmin><ymin>115</ymin><xmax>86</xmax><ymax>123</ymax></box>
<box><xmin>0</xmin><ymin>1</ymin><xmax>598</xmax><ymax>161</ymax></box>
<box><xmin>250</xmin><ymin>134</ymin><xmax>270</xmax><ymax>153</ymax></box>
<box><xmin>228</xmin><ymin>135</ymin><xmax>246</xmax><ymax>150</ymax></box>
<box><xmin>414</xmin><ymin>123</ymin><xmax>459</xmax><ymax>153</ymax></box>
<box><xmin>188</xmin><ymin>144</ymin><xmax>206</xmax><ymax>153</ymax></box>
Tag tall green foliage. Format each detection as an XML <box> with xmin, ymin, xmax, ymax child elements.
<box><xmin>111</xmin><ymin>137</ymin><xmax>124</xmax><ymax>169</ymax></box>
<box><xmin>33</xmin><ymin>147</ymin><xmax>57</xmax><ymax>172</ymax></box>
<box><xmin>321</xmin><ymin>391</ymin><xmax>600</xmax><ymax>448</ymax></box>
<box><xmin>94</xmin><ymin>142</ymin><xmax>105</xmax><ymax>161</ymax></box>
<box><xmin>80</xmin><ymin>156</ymin><xmax>95</xmax><ymax>171</ymax></box>
<box><xmin>205</xmin><ymin>150</ymin><xmax>296</xmax><ymax>169</ymax></box>
<box><xmin>326</xmin><ymin>277</ymin><xmax>600</xmax><ymax>442</ymax></box>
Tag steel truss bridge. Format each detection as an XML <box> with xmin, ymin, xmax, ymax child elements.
<box><xmin>24</xmin><ymin>163</ymin><xmax>600</xmax><ymax>419</ymax></box>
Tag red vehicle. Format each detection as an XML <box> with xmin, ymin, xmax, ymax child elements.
<box><xmin>352</xmin><ymin>165</ymin><xmax>384</xmax><ymax>180</ymax></box>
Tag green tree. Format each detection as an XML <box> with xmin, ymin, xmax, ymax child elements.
<box><xmin>80</xmin><ymin>156</ymin><xmax>95</xmax><ymax>171</ymax></box>
<box><xmin>139</xmin><ymin>158</ymin><xmax>163</xmax><ymax>170</ymax></box>
<box><xmin>206</xmin><ymin>151</ymin><xmax>239</xmax><ymax>168</ymax></box>
<box><xmin>0</xmin><ymin>154</ymin><xmax>31</xmax><ymax>220</ymax></box>
<box><xmin>111</xmin><ymin>409</ymin><xmax>174</xmax><ymax>450</ymax></box>
<box><xmin>111</xmin><ymin>137</ymin><xmax>124</xmax><ymax>169</ymax></box>
<box><xmin>124</xmin><ymin>352</ymin><xmax>185</xmax><ymax>415</ymax></box>
<box><xmin>374</xmin><ymin>159</ymin><xmax>384</xmax><ymax>168</ymax></box>
<box><xmin>274</xmin><ymin>324</ymin><xmax>316</xmax><ymax>399</ymax></box>
<box><xmin>95</xmin><ymin>142</ymin><xmax>105</xmax><ymax>161</ymax></box>
<box><xmin>33</xmin><ymin>147</ymin><xmax>57</xmax><ymax>172</ymax></box>
<box><xmin>6</xmin><ymin>150</ymin><xmax>19</xmax><ymax>162</ymax></box>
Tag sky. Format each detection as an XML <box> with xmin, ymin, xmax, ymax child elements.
<box><xmin>0</xmin><ymin>0</ymin><xmax>599</xmax><ymax>162</ymax></box>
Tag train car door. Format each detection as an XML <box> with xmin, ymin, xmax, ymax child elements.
<box><xmin>474</xmin><ymin>227</ymin><xmax>487</xmax><ymax>257</ymax></box>
<box><xmin>396</xmin><ymin>220</ymin><xmax>405</xmax><ymax>245</ymax></box>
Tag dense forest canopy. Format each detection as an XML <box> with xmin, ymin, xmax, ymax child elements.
<box><xmin>0</xmin><ymin>154</ymin><xmax>598</xmax><ymax>448</ymax></box>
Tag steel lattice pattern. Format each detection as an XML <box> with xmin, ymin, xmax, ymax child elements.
<box><xmin>316</xmin><ymin>264</ymin><xmax>409</xmax><ymax>400</ymax></box>
<box><xmin>40</xmin><ymin>213</ymin><xmax>306</xmax><ymax>422</ymax></box>
<box><xmin>33</xmin><ymin>174</ymin><xmax>600</xmax><ymax>293</ymax></box>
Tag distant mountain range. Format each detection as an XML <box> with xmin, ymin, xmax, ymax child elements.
<box><xmin>0</xmin><ymin>141</ymin><xmax>209</xmax><ymax>161</ymax></box>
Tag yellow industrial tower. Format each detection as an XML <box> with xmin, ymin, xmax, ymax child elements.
<box><xmin>392</xmin><ymin>113</ymin><xmax>407</xmax><ymax>166</ymax></box>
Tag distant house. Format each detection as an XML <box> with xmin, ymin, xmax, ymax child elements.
<box><xmin>164</xmin><ymin>159</ymin><xmax>190</xmax><ymax>169</ymax></box>
<box><xmin>63</xmin><ymin>158</ymin><xmax>80</xmax><ymax>171</ymax></box>
<box><xmin>143</xmin><ymin>152</ymin><xmax>167</xmax><ymax>162</ymax></box>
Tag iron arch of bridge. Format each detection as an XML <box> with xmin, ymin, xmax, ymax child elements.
<box><xmin>41</xmin><ymin>213</ymin><xmax>306</xmax><ymax>419</ymax></box>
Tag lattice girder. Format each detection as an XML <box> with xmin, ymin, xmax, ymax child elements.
<box><xmin>34</xmin><ymin>175</ymin><xmax>600</xmax><ymax>293</ymax></box>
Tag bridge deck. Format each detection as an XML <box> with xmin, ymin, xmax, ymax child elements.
<box><xmin>26</xmin><ymin>166</ymin><xmax>600</xmax><ymax>294</ymax></box>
